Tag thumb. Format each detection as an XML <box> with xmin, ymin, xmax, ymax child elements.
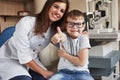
<box><xmin>57</xmin><ymin>27</ymin><xmax>62</xmax><ymax>35</ymax></box>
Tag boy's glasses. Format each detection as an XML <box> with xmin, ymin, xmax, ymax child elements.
<box><xmin>66</xmin><ymin>21</ymin><xmax>85</xmax><ymax>28</ymax></box>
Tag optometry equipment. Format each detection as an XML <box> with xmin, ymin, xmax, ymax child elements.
<box><xmin>85</xmin><ymin>0</ymin><xmax>120</xmax><ymax>40</ymax></box>
<box><xmin>85</xmin><ymin>0</ymin><xmax>120</xmax><ymax>80</ymax></box>
<box><xmin>86</xmin><ymin>0</ymin><xmax>114</xmax><ymax>33</ymax></box>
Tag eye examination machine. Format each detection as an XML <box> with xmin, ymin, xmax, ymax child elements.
<box><xmin>85</xmin><ymin>0</ymin><xmax>120</xmax><ymax>80</ymax></box>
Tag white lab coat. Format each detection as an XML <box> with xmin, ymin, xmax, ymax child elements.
<box><xmin>0</xmin><ymin>16</ymin><xmax>55</xmax><ymax>80</ymax></box>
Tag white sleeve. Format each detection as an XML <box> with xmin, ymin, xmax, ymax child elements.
<box><xmin>13</xmin><ymin>16</ymin><xmax>35</xmax><ymax>64</ymax></box>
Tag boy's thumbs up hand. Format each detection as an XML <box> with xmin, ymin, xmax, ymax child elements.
<box><xmin>51</xmin><ymin>27</ymin><xmax>66</xmax><ymax>44</ymax></box>
<box><xmin>57</xmin><ymin>27</ymin><xmax>63</xmax><ymax>39</ymax></box>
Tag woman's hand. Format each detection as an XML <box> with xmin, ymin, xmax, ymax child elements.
<box><xmin>25</xmin><ymin>60</ymin><xmax>54</xmax><ymax>79</ymax></box>
<box><xmin>42</xmin><ymin>70</ymin><xmax>54</xmax><ymax>79</ymax></box>
<box><xmin>82</xmin><ymin>31</ymin><xmax>89</xmax><ymax>37</ymax></box>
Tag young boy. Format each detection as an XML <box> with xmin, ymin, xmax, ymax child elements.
<box><xmin>49</xmin><ymin>10</ymin><xmax>94</xmax><ymax>80</ymax></box>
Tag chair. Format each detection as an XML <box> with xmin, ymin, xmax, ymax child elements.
<box><xmin>0</xmin><ymin>26</ymin><xmax>15</xmax><ymax>47</ymax></box>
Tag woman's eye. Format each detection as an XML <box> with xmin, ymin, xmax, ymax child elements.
<box><xmin>54</xmin><ymin>5</ymin><xmax>59</xmax><ymax>9</ymax></box>
<box><xmin>61</xmin><ymin>9</ymin><xmax>65</xmax><ymax>14</ymax></box>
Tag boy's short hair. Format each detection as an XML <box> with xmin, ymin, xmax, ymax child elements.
<box><xmin>66</xmin><ymin>10</ymin><xmax>85</xmax><ymax>20</ymax></box>
<box><xmin>61</xmin><ymin>10</ymin><xmax>87</xmax><ymax>31</ymax></box>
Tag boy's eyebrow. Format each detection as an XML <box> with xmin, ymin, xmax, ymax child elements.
<box><xmin>66</xmin><ymin>21</ymin><xmax>85</xmax><ymax>23</ymax></box>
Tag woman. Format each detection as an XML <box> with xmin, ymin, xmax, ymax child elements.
<box><xmin>0</xmin><ymin>0</ymin><xmax>69</xmax><ymax>80</ymax></box>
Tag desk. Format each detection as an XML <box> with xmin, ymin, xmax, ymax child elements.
<box><xmin>89</xmin><ymin>51</ymin><xmax>120</xmax><ymax>80</ymax></box>
<box><xmin>89</xmin><ymin>32</ymin><xmax>120</xmax><ymax>41</ymax></box>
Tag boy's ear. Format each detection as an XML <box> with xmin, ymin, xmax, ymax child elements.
<box><xmin>83</xmin><ymin>24</ymin><xmax>87</xmax><ymax>31</ymax></box>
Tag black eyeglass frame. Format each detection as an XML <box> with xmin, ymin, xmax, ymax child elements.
<box><xmin>66</xmin><ymin>21</ymin><xmax>86</xmax><ymax>28</ymax></box>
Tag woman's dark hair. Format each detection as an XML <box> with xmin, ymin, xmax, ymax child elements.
<box><xmin>34</xmin><ymin>0</ymin><xmax>69</xmax><ymax>35</ymax></box>
<box><xmin>61</xmin><ymin>10</ymin><xmax>86</xmax><ymax>31</ymax></box>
